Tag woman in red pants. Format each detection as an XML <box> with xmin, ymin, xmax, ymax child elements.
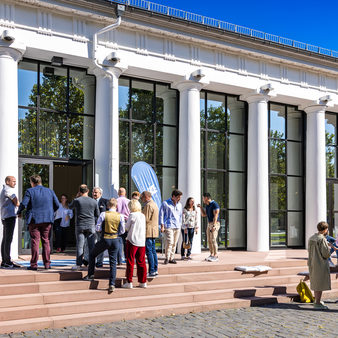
<box><xmin>122</xmin><ymin>199</ymin><xmax>147</xmax><ymax>289</ymax></box>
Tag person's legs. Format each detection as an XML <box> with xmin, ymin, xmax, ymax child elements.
<box><xmin>86</xmin><ymin>230</ymin><xmax>96</xmax><ymax>258</ymax></box>
<box><xmin>60</xmin><ymin>226</ymin><xmax>68</xmax><ymax>251</ymax></box>
<box><xmin>125</xmin><ymin>240</ymin><xmax>137</xmax><ymax>283</ymax></box>
<box><xmin>88</xmin><ymin>239</ymin><xmax>108</xmax><ymax>277</ymax></box>
<box><xmin>186</xmin><ymin>228</ymin><xmax>195</xmax><ymax>257</ymax></box>
<box><xmin>1</xmin><ymin>217</ymin><xmax>16</xmax><ymax>264</ymax></box>
<box><xmin>151</xmin><ymin>238</ymin><xmax>158</xmax><ymax>272</ymax></box>
<box><xmin>29</xmin><ymin>224</ymin><xmax>41</xmax><ymax>268</ymax></box>
<box><xmin>108</xmin><ymin>238</ymin><xmax>119</xmax><ymax>286</ymax></box>
<box><xmin>207</xmin><ymin>224</ymin><xmax>213</xmax><ymax>256</ymax></box>
<box><xmin>180</xmin><ymin>229</ymin><xmax>186</xmax><ymax>258</ymax></box>
<box><xmin>146</xmin><ymin>238</ymin><xmax>155</xmax><ymax>274</ymax></box>
<box><xmin>117</xmin><ymin>236</ymin><xmax>123</xmax><ymax>264</ymax></box>
<box><xmin>164</xmin><ymin>228</ymin><xmax>173</xmax><ymax>261</ymax></box>
<box><xmin>314</xmin><ymin>290</ymin><xmax>323</xmax><ymax>304</ymax></box>
<box><xmin>95</xmin><ymin>231</ymin><xmax>104</xmax><ymax>266</ymax></box>
<box><xmin>75</xmin><ymin>229</ymin><xmax>85</xmax><ymax>266</ymax></box>
<box><xmin>171</xmin><ymin>228</ymin><xmax>180</xmax><ymax>261</ymax></box>
<box><xmin>40</xmin><ymin>223</ymin><xmax>51</xmax><ymax>267</ymax></box>
<box><xmin>211</xmin><ymin>223</ymin><xmax>220</xmax><ymax>257</ymax></box>
<box><xmin>135</xmin><ymin>246</ymin><xmax>147</xmax><ymax>283</ymax></box>
<box><xmin>54</xmin><ymin>218</ymin><xmax>62</xmax><ymax>250</ymax></box>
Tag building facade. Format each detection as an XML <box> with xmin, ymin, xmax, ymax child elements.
<box><xmin>1</xmin><ymin>0</ymin><xmax>338</xmax><ymax>257</ymax></box>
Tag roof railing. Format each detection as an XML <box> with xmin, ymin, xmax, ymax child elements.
<box><xmin>105</xmin><ymin>0</ymin><xmax>338</xmax><ymax>59</ymax></box>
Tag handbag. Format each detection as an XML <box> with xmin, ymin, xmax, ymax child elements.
<box><xmin>296</xmin><ymin>279</ymin><xmax>314</xmax><ymax>303</ymax></box>
<box><xmin>182</xmin><ymin>232</ymin><xmax>191</xmax><ymax>249</ymax></box>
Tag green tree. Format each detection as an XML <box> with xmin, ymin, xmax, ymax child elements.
<box><xmin>18</xmin><ymin>73</ymin><xmax>86</xmax><ymax>159</ymax></box>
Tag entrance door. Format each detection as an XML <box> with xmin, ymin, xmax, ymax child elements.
<box><xmin>327</xmin><ymin>180</ymin><xmax>338</xmax><ymax>237</ymax></box>
<box><xmin>18</xmin><ymin>159</ymin><xmax>93</xmax><ymax>254</ymax></box>
<box><xmin>18</xmin><ymin>159</ymin><xmax>53</xmax><ymax>254</ymax></box>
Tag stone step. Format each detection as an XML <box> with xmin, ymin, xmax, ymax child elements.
<box><xmin>0</xmin><ymin>258</ymin><xmax>308</xmax><ymax>284</ymax></box>
<box><xmin>0</xmin><ymin>282</ymin><xmax>301</xmax><ymax>322</ymax></box>
<box><xmin>0</xmin><ymin>296</ymin><xmax>282</xmax><ymax>334</ymax></box>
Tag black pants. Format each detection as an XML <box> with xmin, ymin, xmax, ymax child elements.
<box><xmin>54</xmin><ymin>219</ymin><xmax>69</xmax><ymax>251</ymax></box>
<box><xmin>1</xmin><ymin>217</ymin><xmax>16</xmax><ymax>264</ymax></box>
<box><xmin>88</xmin><ymin>237</ymin><xmax>119</xmax><ymax>286</ymax></box>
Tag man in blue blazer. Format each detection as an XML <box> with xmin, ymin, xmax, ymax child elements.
<box><xmin>17</xmin><ymin>174</ymin><xmax>59</xmax><ymax>270</ymax></box>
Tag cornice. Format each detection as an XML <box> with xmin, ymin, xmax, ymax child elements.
<box><xmin>10</xmin><ymin>0</ymin><xmax>338</xmax><ymax>78</ymax></box>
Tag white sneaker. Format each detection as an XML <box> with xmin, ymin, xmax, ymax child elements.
<box><xmin>122</xmin><ymin>282</ymin><xmax>133</xmax><ymax>289</ymax></box>
<box><xmin>213</xmin><ymin>257</ymin><xmax>219</xmax><ymax>262</ymax></box>
<box><xmin>205</xmin><ymin>255</ymin><xmax>212</xmax><ymax>261</ymax></box>
<box><xmin>139</xmin><ymin>282</ymin><xmax>147</xmax><ymax>288</ymax></box>
<box><xmin>71</xmin><ymin>265</ymin><xmax>81</xmax><ymax>271</ymax></box>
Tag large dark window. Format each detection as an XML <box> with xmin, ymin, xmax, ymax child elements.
<box><xmin>200</xmin><ymin>92</ymin><xmax>247</xmax><ymax>249</ymax></box>
<box><xmin>269</xmin><ymin>103</ymin><xmax>305</xmax><ymax>247</ymax></box>
<box><xmin>325</xmin><ymin>112</ymin><xmax>338</xmax><ymax>238</ymax></box>
<box><xmin>119</xmin><ymin>77</ymin><xmax>178</xmax><ymax>200</ymax></box>
<box><xmin>18</xmin><ymin>60</ymin><xmax>95</xmax><ymax>160</ymax></box>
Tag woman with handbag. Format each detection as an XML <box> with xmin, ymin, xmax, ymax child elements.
<box><xmin>181</xmin><ymin>197</ymin><xmax>198</xmax><ymax>260</ymax></box>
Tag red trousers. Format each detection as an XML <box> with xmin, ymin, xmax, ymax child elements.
<box><xmin>29</xmin><ymin>223</ymin><xmax>51</xmax><ymax>268</ymax></box>
<box><xmin>125</xmin><ymin>240</ymin><xmax>147</xmax><ymax>283</ymax></box>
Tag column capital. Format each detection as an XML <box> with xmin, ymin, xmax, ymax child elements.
<box><xmin>240</xmin><ymin>83</ymin><xmax>276</xmax><ymax>104</ymax></box>
<box><xmin>0</xmin><ymin>44</ymin><xmax>25</xmax><ymax>62</ymax></box>
<box><xmin>91</xmin><ymin>63</ymin><xmax>128</xmax><ymax>79</ymax></box>
<box><xmin>171</xmin><ymin>80</ymin><xmax>206</xmax><ymax>92</ymax></box>
<box><xmin>300</xmin><ymin>96</ymin><xmax>334</xmax><ymax>114</ymax></box>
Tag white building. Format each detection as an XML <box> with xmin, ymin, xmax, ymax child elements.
<box><xmin>0</xmin><ymin>0</ymin><xmax>338</xmax><ymax>257</ymax></box>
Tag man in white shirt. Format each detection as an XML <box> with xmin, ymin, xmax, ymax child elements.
<box><xmin>0</xmin><ymin>176</ymin><xmax>20</xmax><ymax>268</ymax></box>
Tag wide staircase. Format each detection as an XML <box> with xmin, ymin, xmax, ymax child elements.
<box><xmin>0</xmin><ymin>257</ymin><xmax>337</xmax><ymax>334</ymax></box>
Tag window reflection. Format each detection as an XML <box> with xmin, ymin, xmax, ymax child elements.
<box><xmin>325</xmin><ymin>114</ymin><xmax>336</xmax><ymax>145</ymax></box>
<box><xmin>19</xmin><ymin>108</ymin><xmax>37</xmax><ymax>155</ymax></box>
<box><xmin>39</xmin><ymin>65</ymin><xmax>67</xmax><ymax>112</ymax></box>
<box><xmin>39</xmin><ymin>111</ymin><xmax>67</xmax><ymax>157</ymax></box>
<box><xmin>131</xmin><ymin>81</ymin><xmax>153</xmax><ymax>121</ymax></box>
<box><xmin>18</xmin><ymin>61</ymin><xmax>38</xmax><ymax>107</ymax></box>
<box><xmin>18</xmin><ymin>60</ymin><xmax>95</xmax><ymax>160</ymax></box>
<box><xmin>119</xmin><ymin>77</ymin><xmax>178</xmax><ymax>202</ymax></box>
<box><xmin>270</xmin><ymin>104</ymin><xmax>285</xmax><ymax>138</ymax></box>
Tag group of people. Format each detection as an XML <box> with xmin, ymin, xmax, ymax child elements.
<box><xmin>0</xmin><ymin>173</ymin><xmax>223</xmax><ymax>293</ymax></box>
<box><xmin>2</xmin><ymin>174</ymin><xmax>338</xmax><ymax>303</ymax></box>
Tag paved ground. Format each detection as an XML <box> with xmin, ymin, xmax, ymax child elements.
<box><xmin>2</xmin><ymin>300</ymin><xmax>338</xmax><ymax>338</ymax></box>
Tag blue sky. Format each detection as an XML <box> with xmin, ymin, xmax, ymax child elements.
<box><xmin>154</xmin><ymin>0</ymin><xmax>338</xmax><ymax>52</ymax></box>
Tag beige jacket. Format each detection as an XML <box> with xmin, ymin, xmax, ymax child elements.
<box><xmin>142</xmin><ymin>199</ymin><xmax>159</xmax><ymax>238</ymax></box>
<box><xmin>308</xmin><ymin>233</ymin><xmax>331</xmax><ymax>291</ymax></box>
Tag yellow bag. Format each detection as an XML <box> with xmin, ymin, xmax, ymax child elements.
<box><xmin>296</xmin><ymin>279</ymin><xmax>314</xmax><ymax>303</ymax></box>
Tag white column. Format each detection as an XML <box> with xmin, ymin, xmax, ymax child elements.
<box><xmin>304</xmin><ymin>105</ymin><xmax>327</xmax><ymax>246</ymax></box>
<box><xmin>82</xmin><ymin>78</ymin><xmax>95</xmax><ymax>160</ymax></box>
<box><xmin>241</xmin><ymin>92</ymin><xmax>272</xmax><ymax>252</ymax></box>
<box><xmin>176</xmin><ymin>81</ymin><xmax>204</xmax><ymax>254</ymax></box>
<box><xmin>157</xmin><ymin>90</ymin><xmax>177</xmax><ymax>198</ymax></box>
<box><xmin>94</xmin><ymin>67</ymin><xmax>123</xmax><ymax>198</ymax></box>
<box><xmin>0</xmin><ymin>47</ymin><xmax>24</xmax><ymax>259</ymax></box>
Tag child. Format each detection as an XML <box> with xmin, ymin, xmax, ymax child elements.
<box><xmin>308</xmin><ymin>221</ymin><xmax>336</xmax><ymax>309</ymax></box>
<box><xmin>326</xmin><ymin>234</ymin><xmax>338</xmax><ymax>267</ymax></box>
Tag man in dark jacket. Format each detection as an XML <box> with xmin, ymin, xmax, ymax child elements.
<box><xmin>70</xmin><ymin>184</ymin><xmax>99</xmax><ymax>270</ymax></box>
<box><xmin>17</xmin><ymin>175</ymin><xmax>59</xmax><ymax>270</ymax></box>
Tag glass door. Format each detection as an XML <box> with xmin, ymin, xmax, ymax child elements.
<box><xmin>18</xmin><ymin>159</ymin><xmax>53</xmax><ymax>254</ymax></box>
<box><xmin>327</xmin><ymin>180</ymin><xmax>338</xmax><ymax>238</ymax></box>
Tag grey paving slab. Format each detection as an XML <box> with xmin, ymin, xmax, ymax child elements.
<box><xmin>2</xmin><ymin>300</ymin><xmax>338</xmax><ymax>337</ymax></box>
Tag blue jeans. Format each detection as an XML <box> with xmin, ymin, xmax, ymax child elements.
<box><xmin>117</xmin><ymin>236</ymin><xmax>124</xmax><ymax>264</ymax></box>
<box><xmin>88</xmin><ymin>237</ymin><xmax>119</xmax><ymax>286</ymax></box>
<box><xmin>145</xmin><ymin>238</ymin><xmax>158</xmax><ymax>274</ymax></box>
<box><xmin>75</xmin><ymin>228</ymin><xmax>95</xmax><ymax>266</ymax></box>
<box><xmin>326</xmin><ymin>235</ymin><xmax>338</xmax><ymax>260</ymax></box>
<box><xmin>181</xmin><ymin>228</ymin><xmax>195</xmax><ymax>257</ymax></box>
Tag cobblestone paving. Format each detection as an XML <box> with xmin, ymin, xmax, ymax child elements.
<box><xmin>2</xmin><ymin>300</ymin><xmax>338</xmax><ymax>338</ymax></box>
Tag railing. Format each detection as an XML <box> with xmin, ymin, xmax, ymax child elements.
<box><xmin>105</xmin><ymin>0</ymin><xmax>338</xmax><ymax>59</ymax></box>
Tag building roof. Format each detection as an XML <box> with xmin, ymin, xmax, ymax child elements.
<box><xmin>99</xmin><ymin>0</ymin><xmax>338</xmax><ymax>62</ymax></box>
